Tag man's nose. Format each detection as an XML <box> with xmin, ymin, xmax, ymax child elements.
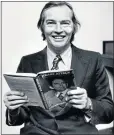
<box><xmin>55</xmin><ymin>23</ymin><xmax>63</xmax><ymax>33</ymax></box>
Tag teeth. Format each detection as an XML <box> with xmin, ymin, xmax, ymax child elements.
<box><xmin>53</xmin><ymin>36</ymin><xmax>65</xmax><ymax>39</ymax></box>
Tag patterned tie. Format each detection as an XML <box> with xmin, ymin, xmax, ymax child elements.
<box><xmin>58</xmin><ymin>93</ymin><xmax>64</xmax><ymax>101</ymax></box>
<box><xmin>51</xmin><ymin>55</ymin><xmax>62</xmax><ymax>70</ymax></box>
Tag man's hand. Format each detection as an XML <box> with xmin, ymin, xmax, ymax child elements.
<box><xmin>66</xmin><ymin>87</ymin><xmax>90</xmax><ymax>110</ymax></box>
<box><xmin>3</xmin><ymin>91</ymin><xmax>29</xmax><ymax>110</ymax></box>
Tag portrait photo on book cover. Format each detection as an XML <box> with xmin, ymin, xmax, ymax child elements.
<box><xmin>38</xmin><ymin>70</ymin><xmax>76</xmax><ymax>110</ymax></box>
<box><xmin>2</xmin><ymin>1</ymin><xmax>114</xmax><ymax>135</ymax></box>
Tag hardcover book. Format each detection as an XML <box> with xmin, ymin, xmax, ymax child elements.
<box><xmin>4</xmin><ymin>69</ymin><xmax>76</xmax><ymax>110</ymax></box>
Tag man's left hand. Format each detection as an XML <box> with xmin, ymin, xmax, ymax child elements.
<box><xmin>66</xmin><ymin>87</ymin><xmax>90</xmax><ymax>110</ymax></box>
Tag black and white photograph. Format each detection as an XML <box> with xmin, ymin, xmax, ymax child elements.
<box><xmin>39</xmin><ymin>69</ymin><xmax>76</xmax><ymax>110</ymax></box>
<box><xmin>1</xmin><ymin>1</ymin><xmax>114</xmax><ymax>135</ymax></box>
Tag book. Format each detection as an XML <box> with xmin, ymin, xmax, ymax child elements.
<box><xmin>3</xmin><ymin>69</ymin><xmax>77</xmax><ymax>110</ymax></box>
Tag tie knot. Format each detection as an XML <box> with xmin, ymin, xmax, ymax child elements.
<box><xmin>51</xmin><ymin>55</ymin><xmax>62</xmax><ymax>70</ymax></box>
<box><xmin>53</xmin><ymin>55</ymin><xmax>62</xmax><ymax>62</ymax></box>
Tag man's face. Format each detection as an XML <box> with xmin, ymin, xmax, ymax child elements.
<box><xmin>43</xmin><ymin>5</ymin><xmax>74</xmax><ymax>53</ymax></box>
<box><xmin>52</xmin><ymin>79</ymin><xmax>67</xmax><ymax>91</ymax></box>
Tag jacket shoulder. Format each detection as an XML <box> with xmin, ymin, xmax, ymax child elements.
<box><xmin>73</xmin><ymin>46</ymin><xmax>101</xmax><ymax>60</ymax></box>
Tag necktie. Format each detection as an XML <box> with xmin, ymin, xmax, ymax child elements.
<box><xmin>58</xmin><ymin>93</ymin><xmax>64</xmax><ymax>101</ymax></box>
<box><xmin>51</xmin><ymin>55</ymin><xmax>62</xmax><ymax>70</ymax></box>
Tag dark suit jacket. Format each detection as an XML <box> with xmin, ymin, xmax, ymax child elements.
<box><xmin>6</xmin><ymin>45</ymin><xmax>114</xmax><ymax>134</ymax></box>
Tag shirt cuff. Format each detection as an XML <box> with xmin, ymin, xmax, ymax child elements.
<box><xmin>83</xmin><ymin>98</ymin><xmax>93</xmax><ymax>118</ymax></box>
<box><xmin>8</xmin><ymin>108</ymin><xmax>20</xmax><ymax>125</ymax></box>
<box><xmin>84</xmin><ymin>115</ymin><xmax>91</xmax><ymax>122</ymax></box>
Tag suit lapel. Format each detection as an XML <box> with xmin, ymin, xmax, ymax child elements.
<box><xmin>71</xmin><ymin>45</ymin><xmax>90</xmax><ymax>87</ymax></box>
<box><xmin>30</xmin><ymin>47</ymin><xmax>49</xmax><ymax>74</ymax></box>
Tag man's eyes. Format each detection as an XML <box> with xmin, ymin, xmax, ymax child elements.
<box><xmin>61</xmin><ymin>21</ymin><xmax>70</xmax><ymax>25</ymax></box>
<box><xmin>46</xmin><ymin>21</ymin><xmax>70</xmax><ymax>25</ymax></box>
<box><xmin>46</xmin><ymin>21</ymin><xmax>56</xmax><ymax>25</ymax></box>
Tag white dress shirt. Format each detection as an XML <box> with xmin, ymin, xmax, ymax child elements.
<box><xmin>47</xmin><ymin>46</ymin><xmax>72</xmax><ymax>70</ymax></box>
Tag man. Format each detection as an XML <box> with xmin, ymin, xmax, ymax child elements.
<box><xmin>3</xmin><ymin>1</ymin><xmax>114</xmax><ymax>135</ymax></box>
<box><xmin>51</xmin><ymin>78</ymin><xmax>68</xmax><ymax>92</ymax></box>
<box><xmin>45</xmin><ymin>78</ymin><xmax>69</xmax><ymax>109</ymax></box>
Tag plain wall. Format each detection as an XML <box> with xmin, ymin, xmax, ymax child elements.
<box><xmin>2</xmin><ymin>2</ymin><xmax>113</xmax><ymax>134</ymax></box>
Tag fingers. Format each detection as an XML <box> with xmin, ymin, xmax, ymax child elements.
<box><xmin>66</xmin><ymin>95</ymin><xmax>84</xmax><ymax>101</ymax></box>
<box><xmin>7</xmin><ymin>99</ymin><xmax>28</xmax><ymax>106</ymax></box>
<box><xmin>71</xmin><ymin>104</ymin><xmax>86</xmax><ymax>110</ymax></box>
<box><xmin>7</xmin><ymin>104</ymin><xmax>25</xmax><ymax>110</ymax></box>
<box><xmin>68</xmin><ymin>98</ymin><xmax>88</xmax><ymax>109</ymax></box>
<box><xmin>67</xmin><ymin>87</ymin><xmax>86</xmax><ymax>96</ymax></box>
<box><xmin>66</xmin><ymin>87</ymin><xmax>87</xmax><ymax>101</ymax></box>
<box><xmin>3</xmin><ymin>91</ymin><xmax>29</xmax><ymax>110</ymax></box>
<box><xmin>66</xmin><ymin>87</ymin><xmax>88</xmax><ymax>110</ymax></box>
<box><xmin>5</xmin><ymin>91</ymin><xmax>25</xmax><ymax>96</ymax></box>
<box><xmin>7</xmin><ymin>95</ymin><xmax>28</xmax><ymax>101</ymax></box>
<box><xmin>69</xmin><ymin>99</ymin><xmax>83</xmax><ymax>104</ymax></box>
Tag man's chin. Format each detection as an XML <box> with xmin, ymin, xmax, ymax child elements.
<box><xmin>53</xmin><ymin>43</ymin><xmax>65</xmax><ymax>48</ymax></box>
<box><xmin>48</xmin><ymin>42</ymin><xmax>69</xmax><ymax>53</ymax></box>
<box><xmin>53</xmin><ymin>46</ymin><xmax>66</xmax><ymax>54</ymax></box>
<box><xmin>53</xmin><ymin>43</ymin><xmax>68</xmax><ymax>49</ymax></box>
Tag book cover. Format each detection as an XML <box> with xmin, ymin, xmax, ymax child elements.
<box><xmin>3</xmin><ymin>74</ymin><xmax>46</xmax><ymax>108</ymax></box>
<box><xmin>37</xmin><ymin>69</ymin><xmax>76</xmax><ymax>110</ymax></box>
<box><xmin>4</xmin><ymin>69</ymin><xmax>76</xmax><ymax>110</ymax></box>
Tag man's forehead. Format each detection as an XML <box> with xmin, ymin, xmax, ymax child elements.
<box><xmin>43</xmin><ymin>5</ymin><xmax>73</xmax><ymax>20</ymax></box>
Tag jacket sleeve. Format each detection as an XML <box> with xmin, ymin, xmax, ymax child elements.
<box><xmin>90</xmin><ymin>53</ymin><xmax>114</xmax><ymax>124</ymax></box>
<box><xmin>6</xmin><ymin>57</ymin><xmax>31</xmax><ymax>126</ymax></box>
<box><xmin>6</xmin><ymin>106</ymin><xmax>30</xmax><ymax>126</ymax></box>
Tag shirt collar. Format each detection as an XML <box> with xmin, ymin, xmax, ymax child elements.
<box><xmin>61</xmin><ymin>46</ymin><xmax>72</xmax><ymax>65</ymax></box>
<box><xmin>47</xmin><ymin>46</ymin><xmax>72</xmax><ymax>63</ymax></box>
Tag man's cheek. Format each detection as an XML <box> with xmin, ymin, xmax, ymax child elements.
<box><xmin>63</xmin><ymin>27</ymin><xmax>73</xmax><ymax>34</ymax></box>
<box><xmin>44</xmin><ymin>27</ymin><xmax>55</xmax><ymax>33</ymax></box>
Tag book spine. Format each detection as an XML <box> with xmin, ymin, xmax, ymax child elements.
<box><xmin>34</xmin><ymin>78</ymin><xmax>49</xmax><ymax>110</ymax></box>
<box><xmin>72</xmin><ymin>70</ymin><xmax>77</xmax><ymax>88</ymax></box>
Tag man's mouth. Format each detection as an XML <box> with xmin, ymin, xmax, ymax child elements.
<box><xmin>52</xmin><ymin>35</ymin><xmax>66</xmax><ymax>39</ymax></box>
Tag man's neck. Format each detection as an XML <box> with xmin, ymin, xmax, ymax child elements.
<box><xmin>47</xmin><ymin>45</ymin><xmax>72</xmax><ymax>70</ymax></box>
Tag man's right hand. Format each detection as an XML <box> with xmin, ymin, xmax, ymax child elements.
<box><xmin>3</xmin><ymin>91</ymin><xmax>29</xmax><ymax>110</ymax></box>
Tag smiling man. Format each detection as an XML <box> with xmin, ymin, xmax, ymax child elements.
<box><xmin>3</xmin><ymin>1</ymin><xmax>114</xmax><ymax>135</ymax></box>
<box><xmin>42</xmin><ymin>5</ymin><xmax>74</xmax><ymax>54</ymax></box>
